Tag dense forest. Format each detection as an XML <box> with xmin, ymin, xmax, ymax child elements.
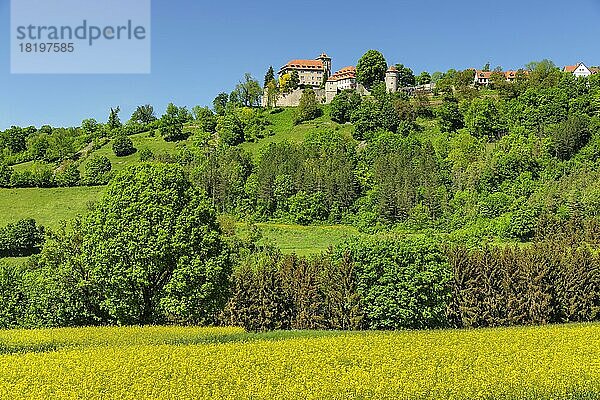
<box><xmin>1</xmin><ymin>53</ymin><xmax>600</xmax><ymax>330</ymax></box>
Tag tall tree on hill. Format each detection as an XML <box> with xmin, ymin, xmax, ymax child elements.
<box><xmin>107</xmin><ymin>107</ymin><xmax>122</xmax><ymax>131</ymax></box>
<box><xmin>356</xmin><ymin>50</ymin><xmax>387</xmax><ymax>88</ymax></box>
<box><xmin>416</xmin><ymin>71</ymin><xmax>432</xmax><ymax>85</ymax></box>
<box><xmin>279</xmin><ymin>72</ymin><xmax>299</xmax><ymax>94</ymax></box>
<box><xmin>232</xmin><ymin>73</ymin><xmax>263</xmax><ymax>107</ymax></box>
<box><xmin>395</xmin><ymin>64</ymin><xmax>416</xmax><ymax>87</ymax></box>
<box><xmin>266</xmin><ymin>79</ymin><xmax>280</xmax><ymax>108</ymax></box>
<box><xmin>159</xmin><ymin>103</ymin><xmax>188</xmax><ymax>141</ymax></box>
<box><xmin>264</xmin><ymin>66</ymin><xmax>275</xmax><ymax>88</ymax></box>
<box><xmin>526</xmin><ymin>59</ymin><xmax>560</xmax><ymax>88</ymax></box>
<box><xmin>1</xmin><ymin>126</ymin><xmax>27</xmax><ymax>154</ymax></box>
<box><xmin>213</xmin><ymin>93</ymin><xmax>229</xmax><ymax>116</ymax></box>
<box><xmin>130</xmin><ymin>105</ymin><xmax>156</xmax><ymax>124</ymax></box>
<box><xmin>290</xmin><ymin>70</ymin><xmax>300</xmax><ymax>90</ymax></box>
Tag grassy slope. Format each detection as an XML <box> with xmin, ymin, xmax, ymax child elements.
<box><xmin>10</xmin><ymin>161</ymin><xmax>34</xmax><ymax>172</ymax></box>
<box><xmin>0</xmin><ymin>324</ymin><xmax>598</xmax><ymax>399</ymax></box>
<box><xmin>0</xmin><ymin>186</ymin><xmax>105</xmax><ymax>229</ymax></box>
<box><xmin>256</xmin><ymin>223</ymin><xmax>359</xmax><ymax>256</ymax></box>
<box><xmin>241</xmin><ymin>106</ymin><xmax>355</xmax><ymax>157</ymax></box>
<box><xmin>0</xmin><ymin>110</ymin><xmax>359</xmax><ymax>260</ymax></box>
<box><xmin>80</xmin><ymin>131</ymin><xmax>187</xmax><ymax>173</ymax></box>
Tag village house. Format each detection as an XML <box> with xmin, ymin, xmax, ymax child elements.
<box><xmin>563</xmin><ymin>62</ymin><xmax>599</xmax><ymax>78</ymax></box>
<box><xmin>473</xmin><ymin>70</ymin><xmax>524</xmax><ymax>85</ymax></box>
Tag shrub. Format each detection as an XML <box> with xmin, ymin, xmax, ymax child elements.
<box><xmin>138</xmin><ymin>147</ymin><xmax>154</xmax><ymax>161</ymax></box>
<box><xmin>112</xmin><ymin>135</ymin><xmax>136</xmax><ymax>157</ymax></box>
<box><xmin>217</xmin><ymin>114</ymin><xmax>244</xmax><ymax>145</ymax></box>
<box><xmin>0</xmin><ymin>164</ymin><xmax>12</xmax><ymax>187</ymax></box>
<box><xmin>0</xmin><ymin>219</ymin><xmax>45</xmax><ymax>257</ymax></box>
<box><xmin>294</xmin><ymin>88</ymin><xmax>322</xmax><ymax>124</ymax></box>
<box><xmin>336</xmin><ymin>236</ymin><xmax>452</xmax><ymax>330</ymax></box>
<box><xmin>54</xmin><ymin>161</ymin><xmax>81</xmax><ymax>187</ymax></box>
<box><xmin>0</xmin><ymin>262</ymin><xmax>27</xmax><ymax>328</ymax></box>
<box><xmin>83</xmin><ymin>155</ymin><xmax>112</xmax><ymax>186</ymax></box>
<box><xmin>8</xmin><ymin>163</ymin><xmax>55</xmax><ymax>188</ymax></box>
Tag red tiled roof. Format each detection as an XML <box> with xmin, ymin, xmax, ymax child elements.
<box><xmin>475</xmin><ymin>71</ymin><xmax>493</xmax><ymax>79</ymax></box>
<box><xmin>327</xmin><ymin>66</ymin><xmax>356</xmax><ymax>82</ymax></box>
<box><xmin>387</xmin><ymin>66</ymin><xmax>398</xmax><ymax>72</ymax></box>
<box><xmin>563</xmin><ymin>63</ymin><xmax>598</xmax><ymax>74</ymax></box>
<box><xmin>281</xmin><ymin>59</ymin><xmax>324</xmax><ymax>70</ymax></box>
<box><xmin>475</xmin><ymin>70</ymin><xmax>527</xmax><ymax>79</ymax></box>
<box><xmin>564</xmin><ymin>65</ymin><xmax>578</xmax><ymax>73</ymax></box>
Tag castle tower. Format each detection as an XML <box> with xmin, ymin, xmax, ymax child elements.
<box><xmin>385</xmin><ymin>66</ymin><xmax>399</xmax><ymax>93</ymax></box>
<box><xmin>316</xmin><ymin>52</ymin><xmax>332</xmax><ymax>77</ymax></box>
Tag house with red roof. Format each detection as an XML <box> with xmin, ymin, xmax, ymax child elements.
<box><xmin>563</xmin><ymin>62</ymin><xmax>599</xmax><ymax>78</ymax></box>
<box><xmin>474</xmin><ymin>70</ymin><xmax>526</xmax><ymax>85</ymax></box>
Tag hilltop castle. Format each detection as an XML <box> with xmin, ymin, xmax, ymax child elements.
<box><xmin>265</xmin><ymin>52</ymin><xmax>416</xmax><ymax>107</ymax></box>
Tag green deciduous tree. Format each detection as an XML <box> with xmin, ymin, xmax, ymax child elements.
<box><xmin>54</xmin><ymin>161</ymin><xmax>81</xmax><ymax>187</ymax></box>
<box><xmin>232</xmin><ymin>73</ymin><xmax>263</xmax><ymax>107</ymax></box>
<box><xmin>395</xmin><ymin>64</ymin><xmax>416</xmax><ymax>87</ymax></box>
<box><xmin>83</xmin><ymin>155</ymin><xmax>112</xmax><ymax>186</ymax></box>
<box><xmin>0</xmin><ymin>219</ymin><xmax>45</xmax><ymax>257</ymax></box>
<box><xmin>26</xmin><ymin>164</ymin><xmax>232</xmax><ymax>327</ymax></box>
<box><xmin>160</xmin><ymin>103</ymin><xmax>189</xmax><ymax>142</ymax></box>
<box><xmin>330</xmin><ymin>90</ymin><xmax>362</xmax><ymax>124</ymax></box>
<box><xmin>81</xmin><ymin>119</ymin><xmax>100</xmax><ymax>136</ymax></box>
<box><xmin>112</xmin><ymin>135</ymin><xmax>136</xmax><ymax>157</ymax></box>
<box><xmin>78</xmin><ymin>164</ymin><xmax>231</xmax><ymax>324</ymax></box>
<box><xmin>294</xmin><ymin>88</ymin><xmax>322</xmax><ymax>124</ymax></box>
<box><xmin>356</xmin><ymin>50</ymin><xmax>387</xmax><ymax>88</ymax></box>
<box><xmin>435</xmin><ymin>95</ymin><xmax>464</xmax><ymax>132</ymax></box>
<box><xmin>213</xmin><ymin>93</ymin><xmax>229</xmax><ymax>116</ymax></box>
<box><xmin>464</xmin><ymin>97</ymin><xmax>506</xmax><ymax>139</ymax></box>
<box><xmin>192</xmin><ymin>106</ymin><xmax>217</xmax><ymax>133</ymax></box>
<box><xmin>416</xmin><ymin>71</ymin><xmax>432</xmax><ymax>85</ymax></box>
<box><xmin>130</xmin><ymin>105</ymin><xmax>157</xmax><ymax>125</ymax></box>
<box><xmin>217</xmin><ymin>113</ymin><xmax>244</xmax><ymax>145</ymax></box>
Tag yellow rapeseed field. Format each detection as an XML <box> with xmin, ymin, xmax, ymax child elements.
<box><xmin>0</xmin><ymin>324</ymin><xmax>598</xmax><ymax>399</ymax></box>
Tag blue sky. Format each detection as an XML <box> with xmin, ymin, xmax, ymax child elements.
<box><xmin>1</xmin><ymin>0</ymin><xmax>599</xmax><ymax>129</ymax></box>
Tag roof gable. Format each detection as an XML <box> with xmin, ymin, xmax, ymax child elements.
<box><xmin>564</xmin><ymin>62</ymin><xmax>591</xmax><ymax>74</ymax></box>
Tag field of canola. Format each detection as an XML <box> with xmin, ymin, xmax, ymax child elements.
<box><xmin>0</xmin><ymin>324</ymin><xmax>598</xmax><ymax>400</ymax></box>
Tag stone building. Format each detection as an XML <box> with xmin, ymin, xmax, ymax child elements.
<box><xmin>325</xmin><ymin>66</ymin><xmax>358</xmax><ymax>103</ymax></box>
<box><xmin>278</xmin><ymin>53</ymin><xmax>332</xmax><ymax>88</ymax></box>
